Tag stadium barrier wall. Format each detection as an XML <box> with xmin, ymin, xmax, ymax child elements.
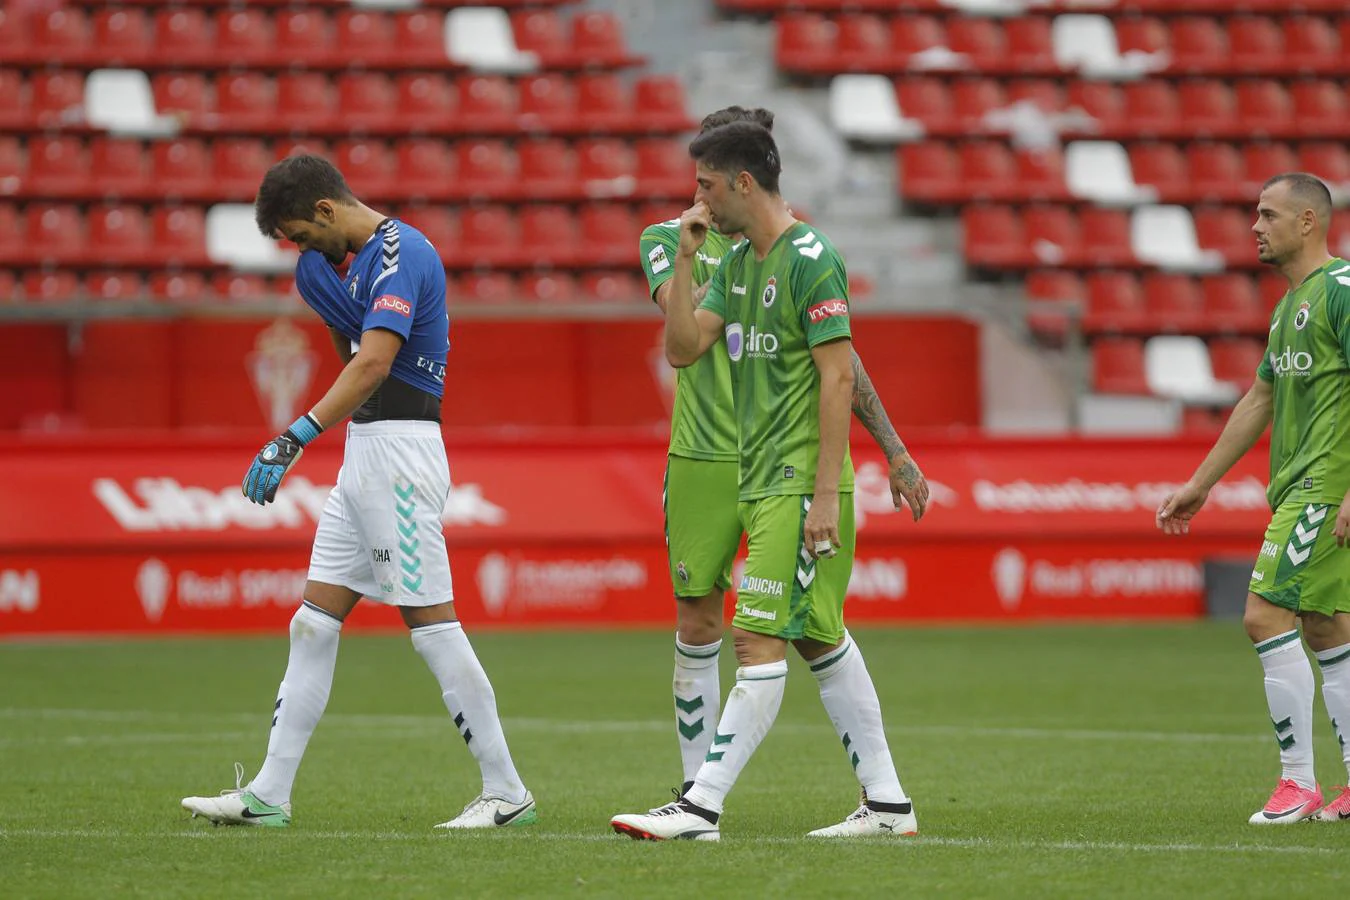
<box><xmin>0</xmin><ymin>434</ymin><xmax>1271</xmax><ymax>636</ymax></box>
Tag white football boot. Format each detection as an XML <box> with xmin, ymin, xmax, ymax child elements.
<box><xmin>435</xmin><ymin>791</ymin><xmax>538</xmax><ymax>829</ymax></box>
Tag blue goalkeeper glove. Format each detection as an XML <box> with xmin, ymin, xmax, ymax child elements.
<box><xmin>243</xmin><ymin>414</ymin><xmax>323</xmax><ymax>506</ymax></box>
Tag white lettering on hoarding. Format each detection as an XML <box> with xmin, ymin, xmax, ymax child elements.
<box><xmin>0</xmin><ymin>569</ymin><xmax>39</xmax><ymax>612</ymax></box>
<box><xmin>473</xmin><ymin>554</ymin><xmax>647</xmax><ymax>616</ymax></box>
<box><xmin>971</xmin><ymin>477</ymin><xmax>1266</xmax><ymax>514</ymax></box>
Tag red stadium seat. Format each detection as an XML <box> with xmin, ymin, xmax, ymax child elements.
<box><xmin>1085</xmin><ymin>272</ymin><xmax>1144</xmax><ymax>332</ymax></box>
<box><xmin>87</xmin><ymin>203</ymin><xmax>149</xmax><ymax>264</ymax></box>
<box><xmin>0</xmin><ymin>71</ymin><xmax>23</xmax><ymax>130</ymax></box>
<box><xmin>569</xmin><ymin>11</ymin><xmax>630</xmax><ymax>66</ymax></box>
<box><xmin>395</xmin><ymin>140</ymin><xmax>455</xmax><ymax>201</ymax></box>
<box><xmin>1282</xmin><ymin>17</ymin><xmax>1338</xmax><ymax>72</ymax></box>
<box><xmin>1330</xmin><ymin>216</ymin><xmax>1350</xmax><ymax>260</ymax></box>
<box><xmin>457</xmin><ymin>272</ymin><xmax>517</xmax><ymax>304</ymax></box>
<box><xmin>1092</xmin><ymin>337</ymin><xmax>1149</xmax><ymax>394</ymax></box>
<box><xmin>960</xmin><ymin>141</ymin><xmax>1017</xmax><ymax>201</ymax></box>
<box><xmin>1114</xmin><ymin>17</ymin><xmax>1168</xmax><ymax>56</ymax></box>
<box><xmin>518</xmin><ymin>138</ymin><xmax>578</xmax><ymax>199</ymax></box>
<box><xmin>150</xmin><ymin>205</ymin><xmax>207</xmax><ymax>265</ymax></box>
<box><xmin>577</xmin><ymin>205</ymin><xmax>639</xmax><ymax>267</ymax></box>
<box><xmin>1301</xmin><ymin>143</ymin><xmax>1350</xmax><ymax>186</ymax></box>
<box><xmin>32</xmin><ymin>7</ymin><xmax>89</xmax><ymax>60</ymax></box>
<box><xmin>1227</xmin><ymin>16</ymin><xmax>1283</xmax><ymax>72</ymax></box>
<box><xmin>0</xmin><ymin>269</ymin><xmax>15</xmax><ymax>305</ymax></box>
<box><xmin>0</xmin><ymin>203</ymin><xmax>20</xmax><ymax>263</ymax></box>
<box><xmin>952</xmin><ymin>79</ymin><xmax>1006</xmax><ymax>127</ymax></box>
<box><xmin>272</xmin><ymin>137</ymin><xmax>329</xmax><ymax>163</ymax></box>
<box><xmin>1123</xmin><ymin>81</ymin><xmax>1180</xmax><ymax>134</ymax></box>
<box><xmin>1236</xmin><ymin>81</ymin><xmax>1293</xmax><ymax>136</ymax></box>
<box><xmin>332</xmin><ymin>140</ymin><xmax>394</xmax><ymax>197</ymax></box>
<box><xmin>149</xmin><ymin>271</ymin><xmax>207</xmax><ymax>303</ymax></box>
<box><xmin>895</xmin><ymin>77</ymin><xmax>950</xmax><ymax>130</ymax></box>
<box><xmin>214</xmin><ymin>9</ymin><xmax>273</xmax><ymax>64</ymax></box>
<box><xmin>0</xmin><ymin>136</ymin><xmax>21</xmax><ymax>189</ymax></box>
<box><xmin>152</xmin><ymin>138</ymin><xmax>211</xmax><ymax>198</ymax></box>
<box><xmin>1193</xmin><ymin>206</ymin><xmax>1251</xmax><ymax>263</ymax></box>
<box><xmin>85</xmin><ymin>271</ymin><xmax>146</xmax><ymax>301</ymax></box>
<box><xmin>29</xmin><ymin>71</ymin><xmax>85</xmax><ymax>127</ymax></box>
<box><xmin>213</xmin><ymin>273</ymin><xmax>270</xmax><ymax>303</ymax></box>
<box><xmin>1257</xmin><ymin>271</ymin><xmax>1288</xmax><ymax>304</ymax></box>
<box><xmin>836</xmin><ymin>15</ymin><xmax>891</xmax><ymax>69</ymax></box>
<box><xmin>1187</xmin><ymin>143</ymin><xmax>1244</xmax><ymax>201</ymax></box>
<box><xmin>899</xmin><ymin>142</ymin><xmax>959</xmax><ymax>204</ymax></box>
<box><xmin>577</xmin><ymin>138</ymin><xmax>635</xmax><ymax>187</ymax></box>
<box><xmin>519</xmin><ymin>271</ymin><xmax>579</xmax><ymax>304</ymax></box>
<box><xmin>276</xmin><ymin>73</ymin><xmax>337</xmax><ymax>131</ymax></box>
<box><xmin>633</xmin><ymin>76</ymin><xmax>690</xmax><ymax>130</ymax></box>
<box><xmin>1024</xmin><ymin>205</ymin><xmax>1081</xmax><ymax>265</ymax></box>
<box><xmin>511</xmin><ymin>9</ymin><xmax>567</xmax><ymax>57</ymax></box>
<box><xmin>962</xmin><ymin>204</ymin><xmax>1024</xmax><ymax>268</ymax></box>
<box><xmin>1015</xmin><ymin>147</ymin><xmax>1066</xmax><ymax>201</ymax></box>
<box><xmin>635</xmin><ymin>138</ymin><xmax>690</xmax><ymax>196</ymax></box>
<box><xmin>212</xmin><ymin>138</ymin><xmax>270</xmax><ymax>198</ymax></box>
<box><xmin>337</xmin><ymin>73</ymin><xmax>397</xmax><ymax>131</ymax></box>
<box><xmin>1004</xmin><ymin>17</ymin><xmax>1053</xmax><ymax>70</ymax></box>
<box><xmin>517</xmin><ymin>74</ymin><xmax>576</xmax><ymax>131</ymax></box>
<box><xmin>1006</xmin><ymin>79</ymin><xmax>1063</xmax><ymax>113</ymax></box>
<box><xmin>1168</xmin><ymin>17</ymin><xmax>1227</xmax><ymax>72</ymax></box>
<box><xmin>1080</xmin><ymin>207</ymin><xmax>1133</xmax><ymax>267</ymax></box>
<box><xmin>1024</xmin><ymin>269</ymin><xmax>1084</xmax><ymax>335</ymax></box>
<box><xmin>24</xmin><ymin>203</ymin><xmax>86</xmax><ymax>263</ymax></box>
<box><xmin>1202</xmin><ymin>273</ymin><xmax>1267</xmax><ymax>333</ymax></box>
<box><xmin>575</xmin><ymin>73</ymin><xmax>631</xmax><ymax>131</ymax></box>
<box><xmin>1292</xmin><ymin>81</ymin><xmax>1345</xmax><ymax>133</ymax></box>
<box><xmin>1242</xmin><ymin>143</ymin><xmax>1298</xmax><ymax>188</ymax></box>
<box><xmin>392</xmin><ymin>11</ymin><xmax>447</xmax><ymax>66</ymax></box>
<box><xmin>579</xmin><ymin>271</ymin><xmax>643</xmax><ymax>304</ymax></box>
<box><xmin>22</xmin><ymin>271</ymin><xmax>80</xmax><ymax>304</ymax></box>
<box><xmin>458</xmin><ymin>205</ymin><xmax>519</xmax><ymax>267</ymax></box>
<box><xmin>1129</xmin><ymin>143</ymin><xmax>1188</xmax><ymax>198</ymax></box>
<box><xmin>335</xmin><ymin>10</ymin><xmax>395</xmax><ymax>66</ymax></box>
<box><xmin>519</xmin><ymin>205</ymin><xmax>579</xmax><ymax>264</ymax></box>
<box><xmin>27</xmin><ymin>136</ymin><xmax>88</xmax><ymax>197</ymax></box>
<box><xmin>0</xmin><ymin>7</ymin><xmax>25</xmax><ymax>63</ymax></box>
<box><xmin>215</xmin><ymin>73</ymin><xmax>275</xmax><ymax>129</ymax></box>
<box><xmin>777</xmin><ymin>14</ymin><xmax>833</xmax><ymax>70</ymax></box>
<box><xmin>93</xmin><ymin>8</ymin><xmax>150</xmax><ymax>65</ymax></box>
<box><xmin>274</xmin><ymin>9</ymin><xmax>333</xmax><ymax>66</ymax></box>
<box><xmin>1141</xmin><ymin>272</ymin><xmax>1204</xmax><ymax>331</ymax></box>
<box><xmin>1208</xmin><ymin>337</ymin><xmax>1266</xmax><ymax>385</ymax></box>
<box><xmin>151</xmin><ymin>72</ymin><xmax>209</xmax><ymax>120</ymax></box>
<box><xmin>404</xmin><ymin>206</ymin><xmax>456</xmax><ymax>253</ymax></box>
<box><xmin>457</xmin><ymin>76</ymin><xmax>516</xmax><ymax>133</ymax></box>
<box><xmin>89</xmin><ymin>137</ymin><xmax>149</xmax><ymax>197</ymax></box>
<box><xmin>395</xmin><ymin>74</ymin><xmax>456</xmax><ymax>128</ymax></box>
<box><xmin>154</xmin><ymin>9</ymin><xmax>210</xmax><ymax>63</ymax></box>
<box><xmin>1177</xmin><ymin>80</ymin><xmax>1234</xmax><ymax>136</ymax></box>
<box><xmin>947</xmin><ymin>17</ymin><xmax>1004</xmax><ymax>67</ymax></box>
<box><xmin>890</xmin><ymin>16</ymin><xmax>942</xmax><ymax>57</ymax></box>
<box><xmin>455</xmin><ymin>140</ymin><xmax>515</xmax><ymax>198</ymax></box>
<box><xmin>1067</xmin><ymin>80</ymin><xmax>1125</xmax><ymax>131</ymax></box>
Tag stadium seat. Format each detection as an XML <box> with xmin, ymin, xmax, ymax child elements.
<box><xmin>1192</xmin><ymin>206</ymin><xmax>1253</xmax><ymax>265</ymax></box>
<box><xmin>1177</xmin><ymin>80</ymin><xmax>1235</xmax><ymax>137</ymax></box>
<box><xmin>1257</xmin><ymin>271</ymin><xmax>1288</xmax><ymax>303</ymax></box>
<box><xmin>1024</xmin><ymin>205</ymin><xmax>1081</xmax><ymax>266</ymax></box>
<box><xmin>1024</xmin><ymin>269</ymin><xmax>1084</xmax><ymax>336</ymax></box>
<box><xmin>273</xmin><ymin>137</ymin><xmax>330</xmax><ymax>164</ymax></box>
<box><xmin>946</xmin><ymin>17</ymin><xmax>1004</xmax><ymax>69</ymax></box>
<box><xmin>214</xmin><ymin>9</ymin><xmax>273</xmax><ymax>65</ymax></box>
<box><xmin>215</xmin><ymin>73</ymin><xmax>275</xmax><ymax>130</ymax></box>
<box><xmin>457</xmin><ymin>205</ymin><xmax>519</xmax><ymax>267</ymax></box>
<box><xmin>1284</xmin><ymin>17</ymin><xmax>1340</xmax><ymax>72</ymax></box>
<box><xmin>776</xmin><ymin>14</ymin><xmax>833</xmax><ymax>71</ymax></box>
<box><xmin>1006</xmin><ymin>78</ymin><xmax>1062</xmax><ymax>113</ymax></box>
<box><xmin>1092</xmin><ymin>336</ymin><xmax>1149</xmax><ymax>394</ymax></box>
<box><xmin>276</xmin><ymin>73</ymin><xmax>337</xmax><ymax>131</ymax></box>
<box><xmin>151</xmin><ymin>205</ymin><xmax>209</xmax><ymax>266</ymax></box>
<box><xmin>392</xmin><ymin>11</ymin><xmax>449</xmax><ymax>67</ymax></box>
<box><xmin>1186</xmin><ymin>143</ymin><xmax>1244</xmax><ymax>201</ymax></box>
<box><xmin>579</xmin><ymin>271</ymin><xmax>643</xmax><ymax>303</ymax></box>
<box><xmin>212</xmin><ymin>138</ymin><xmax>271</xmax><ymax>199</ymax></box>
<box><xmin>24</xmin><ymin>203</ymin><xmax>86</xmax><ymax>264</ymax></box>
<box><xmin>151</xmin><ymin>72</ymin><xmax>210</xmax><ymax>121</ymax></box>
<box><xmin>335</xmin><ymin>10</ymin><xmax>396</xmax><ymax>67</ymax></box>
<box><xmin>1051</xmin><ymin>15</ymin><xmax>1125</xmax><ymax>77</ymax></box>
<box><xmin>1301</xmin><ymin>143</ymin><xmax>1350</xmax><ymax>186</ymax></box>
<box><xmin>575</xmin><ymin>73</ymin><xmax>631</xmax><ymax>132</ymax></box>
<box><xmin>404</xmin><ymin>206</ymin><xmax>456</xmax><ymax>254</ymax></box>
<box><xmin>1169</xmin><ymin>17</ymin><xmax>1227</xmax><ymax>72</ymax></box>
<box><xmin>1236</xmin><ymin>81</ymin><xmax>1294</xmax><ymax>136</ymax></box>
<box><xmin>89</xmin><ymin>137</ymin><xmax>149</xmax><ymax>197</ymax></box>
<box><xmin>951</xmin><ymin>79</ymin><xmax>1006</xmax><ymax>128</ymax></box>
<box><xmin>899</xmin><ymin>142</ymin><xmax>960</xmax><ymax>204</ymax></box>
<box><xmin>519</xmin><ymin>271</ymin><xmax>579</xmax><ymax>304</ymax></box>
<box><xmin>635</xmin><ymin>138</ymin><xmax>690</xmax><ymax>197</ymax></box>
<box><xmin>455</xmin><ymin>140</ymin><xmax>515</xmax><ymax>199</ymax></box>
<box><xmin>1141</xmin><ymin>272</ymin><xmax>1205</xmax><ymax>332</ymax></box>
<box><xmin>457</xmin><ymin>272</ymin><xmax>517</xmax><ymax>304</ymax></box>
<box><xmin>0</xmin><ymin>6</ymin><xmax>24</xmax><ymax>63</ymax></box>
<box><xmin>569</xmin><ymin>12</ymin><xmax>632</xmax><ymax>67</ymax></box>
<box><xmin>1227</xmin><ymin>16</ymin><xmax>1283</xmax><ymax>73</ymax></box>
<box><xmin>1131</xmin><ymin>205</ymin><xmax>1214</xmax><ymax>270</ymax></box>
<box><xmin>633</xmin><ymin>76</ymin><xmax>691</xmax><ymax>131</ymax></box>
<box><xmin>1113</xmin><ymin>16</ymin><xmax>1168</xmax><ymax>57</ymax></box>
<box><xmin>33</xmin><ymin>7</ymin><xmax>89</xmax><ymax>61</ymax></box>
<box><xmin>959</xmin><ymin>141</ymin><xmax>1017</xmax><ymax>201</ymax></box>
<box><xmin>1291</xmin><ymin>81</ymin><xmax>1346</xmax><ymax>133</ymax></box>
<box><xmin>890</xmin><ymin>16</ymin><xmax>942</xmax><ymax>58</ymax></box>
<box><xmin>0</xmin><ymin>136</ymin><xmax>21</xmax><ymax>192</ymax></box>
<box><xmin>1242</xmin><ymin>143</ymin><xmax>1298</xmax><ymax>188</ymax></box>
<box><xmin>153</xmin><ymin>8</ymin><xmax>210</xmax><ymax>62</ymax></box>
<box><xmin>395</xmin><ymin>74</ymin><xmax>456</xmax><ymax>129</ymax></box>
<box><xmin>274</xmin><ymin>9</ymin><xmax>333</xmax><ymax>66</ymax></box>
<box><xmin>1127</xmin><ymin>142</ymin><xmax>1187</xmax><ymax>200</ymax></box>
<box><xmin>895</xmin><ymin>77</ymin><xmax>951</xmax><ymax>132</ymax></box>
<box><xmin>517</xmin><ymin>138</ymin><xmax>578</xmax><ymax>199</ymax></box>
<box><xmin>93</xmin><ymin>8</ymin><xmax>151</xmax><ymax>65</ymax></box>
<box><xmin>446</xmin><ymin>6</ymin><xmax>535</xmax><ymax>72</ymax></box>
<box><xmin>511</xmin><ymin>9</ymin><xmax>567</xmax><ymax>58</ymax></box>
<box><xmin>1208</xmin><ymin>337</ymin><xmax>1266</xmax><ymax>385</ymax></box>
<box><xmin>519</xmin><ymin>205</ymin><xmax>579</xmax><ymax>265</ymax></box>
<box><xmin>1080</xmin><ymin>207</ymin><xmax>1134</xmax><ymax>267</ymax></box>
<box><xmin>337</xmin><ymin>73</ymin><xmax>397</xmax><ymax>132</ymax></box>
<box><xmin>152</xmin><ymin>138</ymin><xmax>211</xmax><ymax>198</ymax></box>
<box><xmin>577</xmin><ymin>137</ymin><xmax>635</xmax><ymax>196</ymax></box>
<box><xmin>1066</xmin><ymin>141</ymin><xmax>1146</xmax><ymax>204</ymax></box>
<box><xmin>1005</xmin><ymin>17</ymin><xmax>1055</xmax><ymax>71</ymax></box>
<box><xmin>578</xmin><ymin>205</ymin><xmax>640</xmax><ymax>267</ymax></box>
<box><xmin>1144</xmin><ymin>334</ymin><xmax>1238</xmax><ymax>404</ymax></box>
<box><xmin>0</xmin><ymin>203</ymin><xmax>19</xmax><ymax>264</ymax></box>
<box><xmin>30</xmin><ymin>71</ymin><xmax>85</xmax><ymax>127</ymax></box>
<box><xmin>0</xmin><ymin>71</ymin><xmax>23</xmax><ymax>131</ymax></box>
<box><xmin>830</xmin><ymin>74</ymin><xmax>919</xmax><ymax>142</ymax></box>
<box><xmin>1123</xmin><ymin>81</ymin><xmax>1180</xmax><ymax>134</ymax></box>
<box><xmin>87</xmin><ymin>203</ymin><xmax>149</xmax><ymax>264</ymax></box>
<box><xmin>396</xmin><ymin>140</ymin><xmax>455</xmax><ymax>202</ymax></box>
<box><xmin>212</xmin><ymin>272</ymin><xmax>270</xmax><ymax>303</ymax></box>
<box><xmin>1066</xmin><ymin>80</ymin><xmax>1125</xmax><ymax>132</ymax></box>
<box><xmin>26</xmin><ymin>136</ymin><xmax>88</xmax><ymax>197</ymax></box>
<box><xmin>518</xmin><ymin>74</ymin><xmax>576</xmax><ymax>131</ymax></box>
<box><xmin>332</xmin><ymin>140</ymin><xmax>395</xmax><ymax>198</ymax></box>
<box><xmin>148</xmin><ymin>271</ymin><xmax>207</xmax><ymax>303</ymax></box>
<box><xmin>457</xmin><ymin>76</ymin><xmax>516</xmax><ymax>134</ymax></box>
<box><xmin>836</xmin><ymin>15</ymin><xmax>890</xmax><ymax>70</ymax></box>
<box><xmin>22</xmin><ymin>271</ymin><xmax>80</xmax><ymax>304</ymax></box>
<box><xmin>962</xmin><ymin>204</ymin><xmax>1025</xmax><ymax>268</ymax></box>
<box><xmin>1085</xmin><ymin>272</ymin><xmax>1144</xmax><ymax>333</ymax></box>
<box><xmin>85</xmin><ymin>270</ymin><xmax>145</xmax><ymax>301</ymax></box>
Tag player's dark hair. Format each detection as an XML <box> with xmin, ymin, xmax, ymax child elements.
<box><xmin>700</xmin><ymin>106</ymin><xmax>775</xmax><ymax>133</ymax></box>
<box><xmin>1263</xmin><ymin>172</ymin><xmax>1333</xmax><ymax>224</ymax></box>
<box><xmin>254</xmin><ymin>154</ymin><xmax>356</xmax><ymax>238</ymax></box>
<box><xmin>688</xmin><ymin>122</ymin><xmax>781</xmax><ymax>195</ymax></box>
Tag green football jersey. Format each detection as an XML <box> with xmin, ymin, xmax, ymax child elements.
<box><xmin>639</xmin><ymin>220</ymin><xmax>738</xmax><ymax>462</ymax></box>
<box><xmin>701</xmin><ymin>221</ymin><xmax>855</xmax><ymax>501</ymax></box>
<box><xmin>1256</xmin><ymin>258</ymin><xmax>1350</xmax><ymax>508</ymax></box>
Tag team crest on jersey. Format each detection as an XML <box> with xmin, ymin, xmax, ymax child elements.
<box><xmin>349</xmin><ymin>274</ymin><xmax>360</xmax><ymax>299</ymax></box>
<box><xmin>762</xmin><ymin>276</ymin><xmax>777</xmax><ymax>308</ymax></box>
<box><xmin>1295</xmin><ymin>302</ymin><xmax>1310</xmax><ymax>330</ymax></box>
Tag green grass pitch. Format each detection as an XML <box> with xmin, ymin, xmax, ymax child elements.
<box><xmin>2</xmin><ymin>624</ymin><xmax>1347</xmax><ymax>898</ymax></box>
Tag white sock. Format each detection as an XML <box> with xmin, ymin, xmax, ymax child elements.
<box><xmin>810</xmin><ymin>633</ymin><xmax>908</xmax><ymax>804</ymax></box>
<box><xmin>248</xmin><ymin>603</ymin><xmax>342</xmax><ymax>806</ymax></box>
<box><xmin>1315</xmin><ymin>642</ymin><xmax>1350</xmax><ymax>778</ymax></box>
<box><xmin>1255</xmin><ymin>630</ymin><xmax>1315</xmax><ymax>789</ymax></box>
<box><xmin>674</xmin><ymin>635</ymin><xmax>721</xmax><ymax>785</ymax></box>
<box><xmin>412</xmin><ymin>621</ymin><xmax>527</xmax><ymax>803</ymax></box>
<box><xmin>684</xmin><ymin>659</ymin><xmax>787</xmax><ymax>815</ymax></box>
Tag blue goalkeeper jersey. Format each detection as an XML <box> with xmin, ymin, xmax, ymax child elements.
<box><xmin>294</xmin><ymin>219</ymin><xmax>448</xmax><ymax>398</ymax></box>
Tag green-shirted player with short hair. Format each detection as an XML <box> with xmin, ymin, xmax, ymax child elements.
<box><xmin>639</xmin><ymin>106</ymin><xmax>930</xmax><ymax>803</ymax></box>
<box><xmin>613</xmin><ymin>121</ymin><xmax>921</xmax><ymax>841</ymax></box>
<box><xmin>1159</xmin><ymin>172</ymin><xmax>1350</xmax><ymax>825</ymax></box>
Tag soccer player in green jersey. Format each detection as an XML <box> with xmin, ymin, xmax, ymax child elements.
<box><xmin>612</xmin><ymin>122</ymin><xmax>919</xmax><ymax>840</ymax></box>
<box><xmin>1158</xmin><ymin>173</ymin><xmax>1350</xmax><ymax>824</ymax></box>
<box><xmin>640</xmin><ymin>106</ymin><xmax>930</xmax><ymax>797</ymax></box>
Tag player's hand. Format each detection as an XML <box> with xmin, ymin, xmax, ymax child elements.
<box><xmin>678</xmin><ymin>202</ymin><xmax>711</xmax><ymax>258</ymax></box>
<box><xmin>242</xmin><ymin>414</ymin><xmax>323</xmax><ymax>506</ymax></box>
<box><xmin>804</xmin><ymin>491</ymin><xmax>841</xmax><ymax>560</ymax></box>
<box><xmin>889</xmin><ymin>452</ymin><xmax>929</xmax><ymax>522</ymax></box>
<box><xmin>1335</xmin><ymin>490</ymin><xmax>1350</xmax><ymax>547</ymax></box>
<box><xmin>1155</xmin><ymin>481</ymin><xmax>1209</xmax><ymax>535</ymax></box>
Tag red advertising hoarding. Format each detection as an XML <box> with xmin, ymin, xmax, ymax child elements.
<box><xmin>0</xmin><ymin>436</ymin><xmax>1272</xmax><ymax>636</ymax></box>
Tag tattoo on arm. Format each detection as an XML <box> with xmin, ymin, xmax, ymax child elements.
<box><xmin>851</xmin><ymin>350</ymin><xmax>907</xmax><ymax>464</ymax></box>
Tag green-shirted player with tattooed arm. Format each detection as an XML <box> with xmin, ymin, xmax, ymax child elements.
<box><xmin>639</xmin><ymin>106</ymin><xmax>930</xmax><ymax>801</ymax></box>
<box><xmin>1158</xmin><ymin>173</ymin><xmax>1350</xmax><ymax>825</ymax></box>
<box><xmin>613</xmin><ymin>121</ymin><xmax>920</xmax><ymax>841</ymax></box>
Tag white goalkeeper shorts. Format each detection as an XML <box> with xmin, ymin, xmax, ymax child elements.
<box><xmin>308</xmin><ymin>420</ymin><xmax>455</xmax><ymax>608</ymax></box>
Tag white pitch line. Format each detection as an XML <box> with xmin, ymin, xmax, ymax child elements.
<box><xmin>0</xmin><ymin>707</ymin><xmax>1271</xmax><ymax>746</ymax></box>
<box><xmin>0</xmin><ymin>828</ymin><xmax>1336</xmax><ymax>857</ymax></box>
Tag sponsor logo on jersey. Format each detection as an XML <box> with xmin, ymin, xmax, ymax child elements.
<box><xmin>373</xmin><ymin>295</ymin><xmax>412</xmax><ymax>317</ymax></box>
<box><xmin>696</xmin><ymin>250</ymin><xmax>722</xmax><ymax>267</ymax></box>
<box><xmin>731</xmin><ymin>284</ymin><xmax>747</xmax><ymax>295</ymax></box>
<box><xmin>1294</xmin><ymin>302</ymin><xmax>1310</xmax><ymax>330</ymax></box>
<box><xmin>724</xmin><ymin>323</ymin><xmax>779</xmax><ymax>362</ymax></box>
<box><xmin>807</xmin><ymin>299</ymin><xmax>849</xmax><ymax>324</ymax></box>
<box><xmin>739</xmin><ymin>575</ymin><xmax>785</xmax><ymax>597</ymax></box>
<box><xmin>783</xmin><ymin>466</ymin><xmax>795</xmax><ymax>480</ymax></box>
<box><xmin>737</xmin><ymin>603</ymin><xmax>778</xmax><ymax>621</ymax></box>
<box><xmin>1260</xmin><ymin>540</ymin><xmax>1280</xmax><ymax>560</ymax></box>
<box><xmin>1269</xmin><ymin>346</ymin><xmax>1313</xmax><ymax>376</ymax></box>
<box><xmin>648</xmin><ymin>244</ymin><xmax>670</xmax><ymax>274</ymax></box>
<box><xmin>762</xmin><ymin>275</ymin><xmax>777</xmax><ymax>308</ymax></box>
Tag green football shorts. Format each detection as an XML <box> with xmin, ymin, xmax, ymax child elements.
<box><xmin>664</xmin><ymin>456</ymin><xmax>740</xmax><ymax>598</ymax></box>
<box><xmin>1249</xmin><ymin>500</ymin><xmax>1350</xmax><ymax>616</ymax></box>
<box><xmin>732</xmin><ymin>492</ymin><xmax>855</xmax><ymax>643</ymax></box>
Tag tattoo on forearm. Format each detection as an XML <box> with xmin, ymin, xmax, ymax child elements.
<box><xmin>851</xmin><ymin>351</ymin><xmax>907</xmax><ymax>463</ymax></box>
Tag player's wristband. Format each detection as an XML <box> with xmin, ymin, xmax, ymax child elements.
<box><xmin>285</xmin><ymin>413</ymin><xmax>323</xmax><ymax>447</ymax></box>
